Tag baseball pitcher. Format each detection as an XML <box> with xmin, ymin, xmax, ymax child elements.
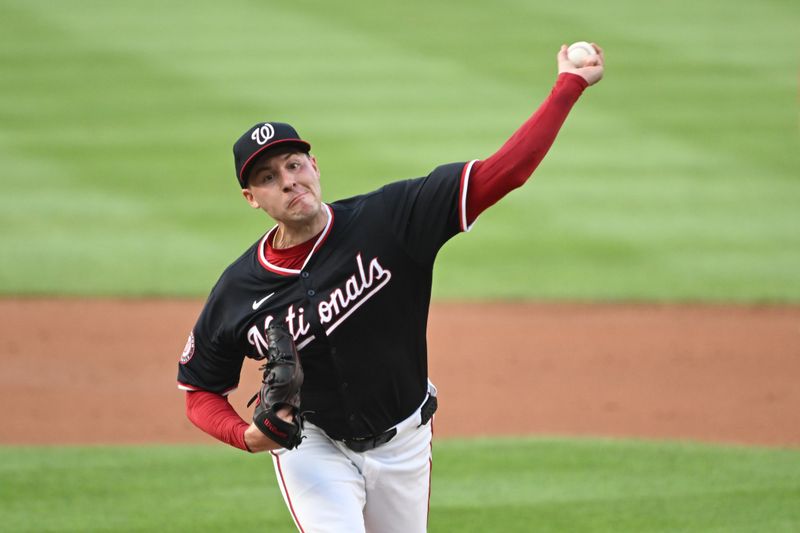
<box><xmin>177</xmin><ymin>44</ymin><xmax>604</xmax><ymax>532</ymax></box>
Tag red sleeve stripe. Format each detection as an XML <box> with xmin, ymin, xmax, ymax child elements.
<box><xmin>458</xmin><ymin>160</ymin><xmax>478</xmax><ymax>232</ymax></box>
<box><xmin>176</xmin><ymin>381</ymin><xmax>238</xmax><ymax>396</ymax></box>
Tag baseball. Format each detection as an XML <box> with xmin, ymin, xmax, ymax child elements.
<box><xmin>567</xmin><ymin>41</ymin><xmax>597</xmax><ymax>68</ymax></box>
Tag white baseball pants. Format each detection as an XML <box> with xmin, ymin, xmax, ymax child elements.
<box><xmin>269</xmin><ymin>392</ymin><xmax>435</xmax><ymax>533</ymax></box>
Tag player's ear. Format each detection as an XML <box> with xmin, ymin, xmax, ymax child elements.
<box><xmin>242</xmin><ymin>188</ymin><xmax>260</xmax><ymax>209</ymax></box>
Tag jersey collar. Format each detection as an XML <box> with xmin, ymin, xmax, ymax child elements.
<box><xmin>257</xmin><ymin>203</ymin><xmax>334</xmax><ymax>275</ymax></box>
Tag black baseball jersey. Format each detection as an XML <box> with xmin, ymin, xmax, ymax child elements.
<box><xmin>178</xmin><ymin>161</ymin><xmax>473</xmax><ymax>440</ymax></box>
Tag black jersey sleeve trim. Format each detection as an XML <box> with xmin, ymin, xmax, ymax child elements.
<box><xmin>458</xmin><ymin>159</ymin><xmax>479</xmax><ymax>232</ymax></box>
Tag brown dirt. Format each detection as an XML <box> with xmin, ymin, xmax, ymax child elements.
<box><xmin>1</xmin><ymin>299</ymin><xmax>798</xmax><ymax>447</ymax></box>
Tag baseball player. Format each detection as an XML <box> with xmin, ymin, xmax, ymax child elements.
<box><xmin>177</xmin><ymin>44</ymin><xmax>604</xmax><ymax>532</ymax></box>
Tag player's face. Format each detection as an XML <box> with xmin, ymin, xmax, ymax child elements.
<box><xmin>242</xmin><ymin>151</ymin><xmax>323</xmax><ymax>224</ymax></box>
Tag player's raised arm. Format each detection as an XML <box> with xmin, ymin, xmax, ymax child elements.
<box><xmin>464</xmin><ymin>43</ymin><xmax>604</xmax><ymax>226</ymax></box>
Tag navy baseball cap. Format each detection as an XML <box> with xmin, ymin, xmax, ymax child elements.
<box><xmin>233</xmin><ymin>122</ymin><xmax>311</xmax><ymax>187</ymax></box>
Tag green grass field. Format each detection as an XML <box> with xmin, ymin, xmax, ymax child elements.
<box><xmin>2</xmin><ymin>2</ymin><xmax>798</xmax><ymax>532</ymax></box>
<box><xmin>1</xmin><ymin>0</ymin><xmax>797</xmax><ymax>300</ymax></box>
<box><xmin>2</xmin><ymin>438</ymin><xmax>799</xmax><ymax>532</ymax></box>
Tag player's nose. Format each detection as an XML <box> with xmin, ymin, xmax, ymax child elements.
<box><xmin>278</xmin><ymin>171</ymin><xmax>296</xmax><ymax>192</ymax></box>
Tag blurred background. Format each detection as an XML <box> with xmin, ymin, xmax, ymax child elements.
<box><xmin>2</xmin><ymin>0</ymin><xmax>797</xmax><ymax>301</ymax></box>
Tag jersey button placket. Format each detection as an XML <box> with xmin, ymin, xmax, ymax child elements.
<box><xmin>300</xmin><ymin>271</ymin><xmax>315</xmax><ymax>299</ymax></box>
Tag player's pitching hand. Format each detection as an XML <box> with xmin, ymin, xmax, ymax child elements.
<box><xmin>557</xmin><ymin>43</ymin><xmax>604</xmax><ymax>86</ymax></box>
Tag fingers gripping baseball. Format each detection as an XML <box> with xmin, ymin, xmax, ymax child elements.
<box><xmin>247</xmin><ymin>324</ymin><xmax>305</xmax><ymax>449</ymax></box>
<box><xmin>557</xmin><ymin>43</ymin><xmax>604</xmax><ymax>86</ymax></box>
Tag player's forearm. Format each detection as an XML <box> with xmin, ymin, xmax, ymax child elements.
<box><xmin>185</xmin><ymin>390</ymin><xmax>252</xmax><ymax>452</ymax></box>
<box><xmin>466</xmin><ymin>72</ymin><xmax>588</xmax><ymax>223</ymax></box>
<box><xmin>244</xmin><ymin>422</ymin><xmax>285</xmax><ymax>452</ymax></box>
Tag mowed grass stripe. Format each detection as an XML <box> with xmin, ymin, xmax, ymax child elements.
<box><xmin>1</xmin><ymin>438</ymin><xmax>798</xmax><ymax>532</ymax></box>
<box><xmin>1</xmin><ymin>0</ymin><xmax>798</xmax><ymax>299</ymax></box>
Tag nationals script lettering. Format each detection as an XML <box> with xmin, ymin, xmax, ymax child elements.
<box><xmin>246</xmin><ymin>253</ymin><xmax>392</xmax><ymax>357</ymax></box>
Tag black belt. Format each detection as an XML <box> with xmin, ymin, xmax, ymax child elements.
<box><xmin>342</xmin><ymin>395</ymin><xmax>438</xmax><ymax>453</ymax></box>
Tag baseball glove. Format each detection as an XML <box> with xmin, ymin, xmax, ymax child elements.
<box><xmin>247</xmin><ymin>323</ymin><xmax>304</xmax><ymax>449</ymax></box>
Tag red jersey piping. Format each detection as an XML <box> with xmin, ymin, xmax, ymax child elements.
<box><xmin>458</xmin><ymin>160</ymin><xmax>478</xmax><ymax>232</ymax></box>
<box><xmin>271</xmin><ymin>452</ymin><xmax>306</xmax><ymax>532</ymax></box>
<box><xmin>176</xmin><ymin>381</ymin><xmax>238</xmax><ymax>396</ymax></box>
<box><xmin>257</xmin><ymin>204</ymin><xmax>334</xmax><ymax>275</ymax></box>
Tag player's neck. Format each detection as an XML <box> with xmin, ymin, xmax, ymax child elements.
<box><xmin>273</xmin><ymin>209</ymin><xmax>328</xmax><ymax>249</ymax></box>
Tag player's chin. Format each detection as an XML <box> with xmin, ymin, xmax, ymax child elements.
<box><xmin>287</xmin><ymin>198</ymin><xmax>323</xmax><ymax>220</ymax></box>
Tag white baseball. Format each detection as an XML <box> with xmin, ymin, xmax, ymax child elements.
<box><xmin>567</xmin><ymin>41</ymin><xmax>597</xmax><ymax>68</ymax></box>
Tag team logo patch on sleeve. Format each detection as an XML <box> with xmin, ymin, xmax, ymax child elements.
<box><xmin>180</xmin><ymin>331</ymin><xmax>195</xmax><ymax>364</ymax></box>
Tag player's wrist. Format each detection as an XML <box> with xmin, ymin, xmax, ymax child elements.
<box><xmin>245</xmin><ymin>422</ymin><xmax>279</xmax><ymax>453</ymax></box>
<box><xmin>557</xmin><ymin>71</ymin><xmax>589</xmax><ymax>90</ymax></box>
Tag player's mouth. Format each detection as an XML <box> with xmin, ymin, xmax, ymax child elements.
<box><xmin>287</xmin><ymin>192</ymin><xmax>307</xmax><ymax>208</ymax></box>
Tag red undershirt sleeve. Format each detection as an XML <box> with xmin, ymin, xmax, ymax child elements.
<box><xmin>185</xmin><ymin>390</ymin><xmax>252</xmax><ymax>452</ymax></box>
<box><xmin>465</xmin><ymin>72</ymin><xmax>589</xmax><ymax>225</ymax></box>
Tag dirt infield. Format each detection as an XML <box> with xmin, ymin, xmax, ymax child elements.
<box><xmin>1</xmin><ymin>299</ymin><xmax>798</xmax><ymax>447</ymax></box>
